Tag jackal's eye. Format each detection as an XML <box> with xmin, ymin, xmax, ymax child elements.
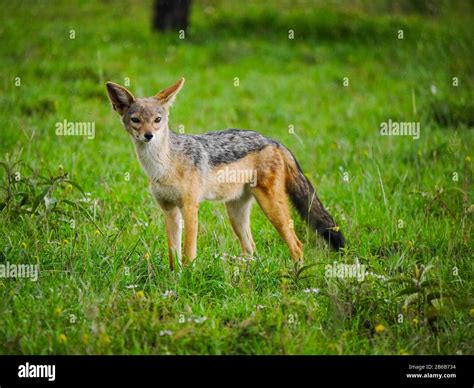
<box><xmin>130</xmin><ymin>117</ymin><xmax>140</xmax><ymax>123</ymax></box>
<box><xmin>154</xmin><ymin>117</ymin><xmax>162</xmax><ymax>123</ymax></box>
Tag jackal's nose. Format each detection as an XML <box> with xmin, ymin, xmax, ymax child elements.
<box><xmin>144</xmin><ymin>133</ymin><xmax>153</xmax><ymax>142</ymax></box>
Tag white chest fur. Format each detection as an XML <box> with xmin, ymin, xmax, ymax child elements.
<box><xmin>134</xmin><ymin>141</ymin><xmax>168</xmax><ymax>181</ymax></box>
<box><xmin>134</xmin><ymin>141</ymin><xmax>182</xmax><ymax>205</ymax></box>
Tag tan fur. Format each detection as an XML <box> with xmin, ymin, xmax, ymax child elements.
<box><xmin>146</xmin><ymin>142</ymin><xmax>304</xmax><ymax>267</ymax></box>
<box><xmin>107</xmin><ymin>79</ymin><xmax>308</xmax><ymax>269</ymax></box>
<box><xmin>250</xmin><ymin>147</ymin><xmax>303</xmax><ymax>262</ymax></box>
<box><xmin>151</xmin><ymin>145</ymin><xmax>303</xmax><ymax>265</ymax></box>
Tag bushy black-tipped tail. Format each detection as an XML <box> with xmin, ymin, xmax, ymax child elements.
<box><xmin>283</xmin><ymin>149</ymin><xmax>345</xmax><ymax>251</ymax></box>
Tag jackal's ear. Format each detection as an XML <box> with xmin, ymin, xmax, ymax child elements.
<box><xmin>106</xmin><ymin>82</ymin><xmax>136</xmax><ymax>115</ymax></box>
<box><xmin>155</xmin><ymin>78</ymin><xmax>185</xmax><ymax>108</ymax></box>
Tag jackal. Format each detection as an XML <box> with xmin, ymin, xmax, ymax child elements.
<box><xmin>106</xmin><ymin>78</ymin><xmax>345</xmax><ymax>269</ymax></box>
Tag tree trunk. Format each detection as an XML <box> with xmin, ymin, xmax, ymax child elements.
<box><xmin>152</xmin><ymin>0</ymin><xmax>192</xmax><ymax>32</ymax></box>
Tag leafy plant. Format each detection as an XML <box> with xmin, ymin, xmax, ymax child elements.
<box><xmin>279</xmin><ymin>261</ymin><xmax>317</xmax><ymax>289</ymax></box>
<box><xmin>390</xmin><ymin>264</ymin><xmax>450</xmax><ymax>324</ymax></box>
<box><xmin>0</xmin><ymin>155</ymin><xmax>102</xmax><ymax>233</ymax></box>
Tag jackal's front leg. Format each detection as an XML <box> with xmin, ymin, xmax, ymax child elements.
<box><xmin>163</xmin><ymin>207</ymin><xmax>182</xmax><ymax>270</ymax></box>
<box><xmin>181</xmin><ymin>200</ymin><xmax>199</xmax><ymax>265</ymax></box>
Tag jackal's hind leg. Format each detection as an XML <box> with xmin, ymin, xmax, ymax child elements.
<box><xmin>252</xmin><ymin>184</ymin><xmax>303</xmax><ymax>263</ymax></box>
<box><xmin>225</xmin><ymin>194</ymin><xmax>255</xmax><ymax>256</ymax></box>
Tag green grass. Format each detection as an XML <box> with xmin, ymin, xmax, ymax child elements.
<box><xmin>0</xmin><ymin>0</ymin><xmax>473</xmax><ymax>355</ymax></box>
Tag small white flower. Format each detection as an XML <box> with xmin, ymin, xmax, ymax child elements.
<box><xmin>44</xmin><ymin>196</ymin><xmax>57</xmax><ymax>209</ymax></box>
<box><xmin>194</xmin><ymin>316</ymin><xmax>208</xmax><ymax>324</ymax></box>
<box><xmin>133</xmin><ymin>219</ymin><xmax>149</xmax><ymax>228</ymax></box>
<box><xmin>159</xmin><ymin>330</ymin><xmax>173</xmax><ymax>336</ymax></box>
<box><xmin>369</xmin><ymin>272</ymin><xmax>386</xmax><ymax>281</ymax></box>
<box><xmin>303</xmin><ymin>288</ymin><xmax>320</xmax><ymax>294</ymax></box>
<box><xmin>125</xmin><ymin>284</ymin><xmax>139</xmax><ymax>289</ymax></box>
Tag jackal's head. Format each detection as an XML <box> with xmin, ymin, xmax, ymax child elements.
<box><xmin>106</xmin><ymin>78</ymin><xmax>184</xmax><ymax>144</ymax></box>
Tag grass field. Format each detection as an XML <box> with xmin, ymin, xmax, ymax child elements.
<box><xmin>0</xmin><ymin>0</ymin><xmax>473</xmax><ymax>355</ymax></box>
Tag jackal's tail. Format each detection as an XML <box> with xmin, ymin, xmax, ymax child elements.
<box><xmin>282</xmin><ymin>147</ymin><xmax>345</xmax><ymax>251</ymax></box>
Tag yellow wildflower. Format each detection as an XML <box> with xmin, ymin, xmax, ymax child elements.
<box><xmin>100</xmin><ymin>333</ymin><xmax>111</xmax><ymax>346</ymax></box>
<box><xmin>375</xmin><ymin>324</ymin><xmax>385</xmax><ymax>334</ymax></box>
